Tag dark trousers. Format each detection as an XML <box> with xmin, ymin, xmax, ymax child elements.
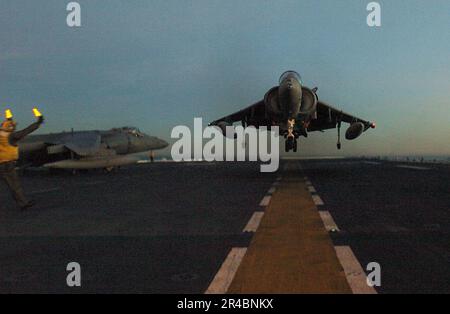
<box><xmin>0</xmin><ymin>161</ymin><xmax>28</xmax><ymax>208</ymax></box>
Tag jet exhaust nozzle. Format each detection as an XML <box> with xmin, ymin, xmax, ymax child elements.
<box><xmin>345</xmin><ymin>122</ymin><xmax>365</xmax><ymax>140</ymax></box>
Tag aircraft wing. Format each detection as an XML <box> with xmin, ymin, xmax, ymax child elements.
<box><xmin>45</xmin><ymin>131</ymin><xmax>103</xmax><ymax>157</ymax></box>
<box><xmin>209</xmin><ymin>100</ymin><xmax>267</xmax><ymax>126</ymax></box>
<box><xmin>308</xmin><ymin>100</ymin><xmax>374</xmax><ymax>132</ymax></box>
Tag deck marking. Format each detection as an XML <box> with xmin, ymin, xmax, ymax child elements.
<box><xmin>259</xmin><ymin>195</ymin><xmax>271</xmax><ymax>207</ymax></box>
<box><xmin>267</xmin><ymin>187</ymin><xmax>276</xmax><ymax>194</ymax></box>
<box><xmin>307</xmin><ymin>185</ymin><xmax>317</xmax><ymax>193</ymax></box>
<box><xmin>78</xmin><ymin>181</ymin><xmax>105</xmax><ymax>186</ymax></box>
<box><xmin>205</xmin><ymin>247</ymin><xmax>247</xmax><ymax>294</ymax></box>
<box><xmin>363</xmin><ymin>161</ymin><xmax>381</xmax><ymax>165</ymax></box>
<box><xmin>305</xmin><ymin>180</ymin><xmax>312</xmax><ymax>186</ymax></box>
<box><xmin>319</xmin><ymin>211</ymin><xmax>340</xmax><ymax>232</ymax></box>
<box><xmin>243</xmin><ymin>212</ymin><xmax>265</xmax><ymax>232</ymax></box>
<box><xmin>312</xmin><ymin>194</ymin><xmax>324</xmax><ymax>206</ymax></box>
<box><xmin>29</xmin><ymin>187</ymin><xmax>60</xmax><ymax>195</ymax></box>
<box><xmin>335</xmin><ymin>246</ymin><xmax>377</xmax><ymax>294</ymax></box>
<box><xmin>281</xmin><ymin>156</ymin><xmax>346</xmax><ymax>160</ymax></box>
<box><xmin>227</xmin><ymin>167</ymin><xmax>351</xmax><ymax>293</ymax></box>
<box><xmin>397</xmin><ymin>165</ymin><xmax>430</xmax><ymax>170</ymax></box>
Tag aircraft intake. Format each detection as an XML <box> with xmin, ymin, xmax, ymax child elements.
<box><xmin>299</xmin><ymin>87</ymin><xmax>317</xmax><ymax>115</ymax></box>
<box><xmin>345</xmin><ymin>122</ymin><xmax>365</xmax><ymax>140</ymax></box>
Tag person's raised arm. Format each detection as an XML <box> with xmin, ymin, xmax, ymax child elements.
<box><xmin>9</xmin><ymin>116</ymin><xmax>44</xmax><ymax>146</ymax></box>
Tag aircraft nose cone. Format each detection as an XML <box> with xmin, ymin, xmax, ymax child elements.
<box><xmin>144</xmin><ymin>135</ymin><xmax>167</xmax><ymax>149</ymax></box>
<box><xmin>160</xmin><ymin>139</ymin><xmax>169</xmax><ymax>148</ymax></box>
<box><xmin>152</xmin><ymin>137</ymin><xmax>168</xmax><ymax>149</ymax></box>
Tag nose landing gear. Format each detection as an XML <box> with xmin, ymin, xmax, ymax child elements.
<box><xmin>285</xmin><ymin>137</ymin><xmax>298</xmax><ymax>152</ymax></box>
<box><xmin>285</xmin><ymin>119</ymin><xmax>298</xmax><ymax>152</ymax></box>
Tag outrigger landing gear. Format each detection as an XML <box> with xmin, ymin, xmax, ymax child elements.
<box><xmin>336</xmin><ymin>119</ymin><xmax>342</xmax><ymax>150</ymax></box>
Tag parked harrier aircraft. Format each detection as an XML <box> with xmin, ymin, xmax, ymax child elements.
<box><xmin>209</xmin><ymin>71</ymin><xmax>375</xmax><ymax>152</ymax></box>
<box><xmin>18</xmin><ymin>127</ymin><xmax>168</xmax><ymax>170</ymax></box>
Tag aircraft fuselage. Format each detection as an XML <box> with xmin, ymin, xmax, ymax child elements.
<box><xmin>17</xmin><ymin>127</ymin><xmax>168</xmax><ymax>169</ymax></box>
<box><xmin>278</xmin><ymin>72</ymin><xmax>302</xmax><ymax>121</ymax></box>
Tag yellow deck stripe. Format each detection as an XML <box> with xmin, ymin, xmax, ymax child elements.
<box><xmin>227</xmin><ymin>162</ymin><xmax>351</xmax><ymax>293</ymax></box>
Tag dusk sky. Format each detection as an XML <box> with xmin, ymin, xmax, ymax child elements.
<box><xmin>1</xmin><ymin>0</ymin><xmax>449</xmax><ymax>156</ymax></box>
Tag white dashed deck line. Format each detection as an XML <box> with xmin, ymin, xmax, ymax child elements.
<box><xmin>307</xmin><ymin>185</ymin><xmax>316</xmax><ymax>193</ymax></box>
<box><xmin>243</xmin><ymin>212</ymin><xmax>265</xmax><ymax>232</ymax></box>
<box><xmin>259</xmin><ymin>195</ymin><xmax>272</xmax><ymax>207</ymax></box>
<box><xmin>335</xmin><ymin>246</ymin><xmax>378</xmax><ymax>294</ymax></box>
<box><xmin>318</xmin><ymin>211</ymin><xmax>340</xmax><ymax>232</ymax></box>
<box><xmin>311</xmin><ymin>194</ymin><xmax>324</xmax><ymax>206</ymax></box>
<box><xmin>205</xmin><ymin>248</ymin><xmax>248</xmax><ymax>294</ymax></box>
<box><xmin>267</xmin><ymin>187</ymin><xmax>276</xmax><ymax>194</ymax></box>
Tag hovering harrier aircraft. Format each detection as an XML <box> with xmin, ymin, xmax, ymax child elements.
<box><xmin>209</xmin><ymin>71</ymin><xmax>375</xmax><ymax>152</ymax></box>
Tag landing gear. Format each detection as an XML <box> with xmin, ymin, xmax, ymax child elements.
<box><xmin>104</xmin><ymin>166</ymin><xmax>114</xmax><ymax>173</ymax></box>
<box><xmin>285</xmin><ymin>118</ymin><xmax>299</xmax><ymax>152</ymax></box>
<box><xmin>285</xmin><ymin>138</ymin><xmax>292</xmax><ymax>152</ymax></box>
<box><xmin>336</xmin><ymin>119</ymin><xmax>342</xmax><ymax>150</ymax></box>
<box><xmin>150</xmin><ymin>151</ymin><xmax>155</xmax><ymax>163</ymax></box>
<box><xmin>285</xmin><ymin>137</ymin><xmax>298</xmax><ymax>152</ymax></box>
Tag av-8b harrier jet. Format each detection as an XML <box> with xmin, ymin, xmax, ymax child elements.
<box><xmin>18</xmin><ymin>127</ymin><xmax>168</xmax><ymax>170</ymax></box>
<box><xmin>210</xmin><ymin>71</ymin><xmax>375</xmax><ymax>152</ymax></box>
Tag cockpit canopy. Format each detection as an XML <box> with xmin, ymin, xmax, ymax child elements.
<box><xmin>113</xmin><ymin>126</ymin><xmax>145</xmax><ymax>137</ymax></box>
<box><xmin>279</xmin><ymin>71</ymin><xmax>302</xmax><ymax>84</ymax></box>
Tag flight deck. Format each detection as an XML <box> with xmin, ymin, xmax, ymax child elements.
<box><xmin>0</xmin><ymin>159</ymin><xmax>449</xmax><ymax>293</ymax></box>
